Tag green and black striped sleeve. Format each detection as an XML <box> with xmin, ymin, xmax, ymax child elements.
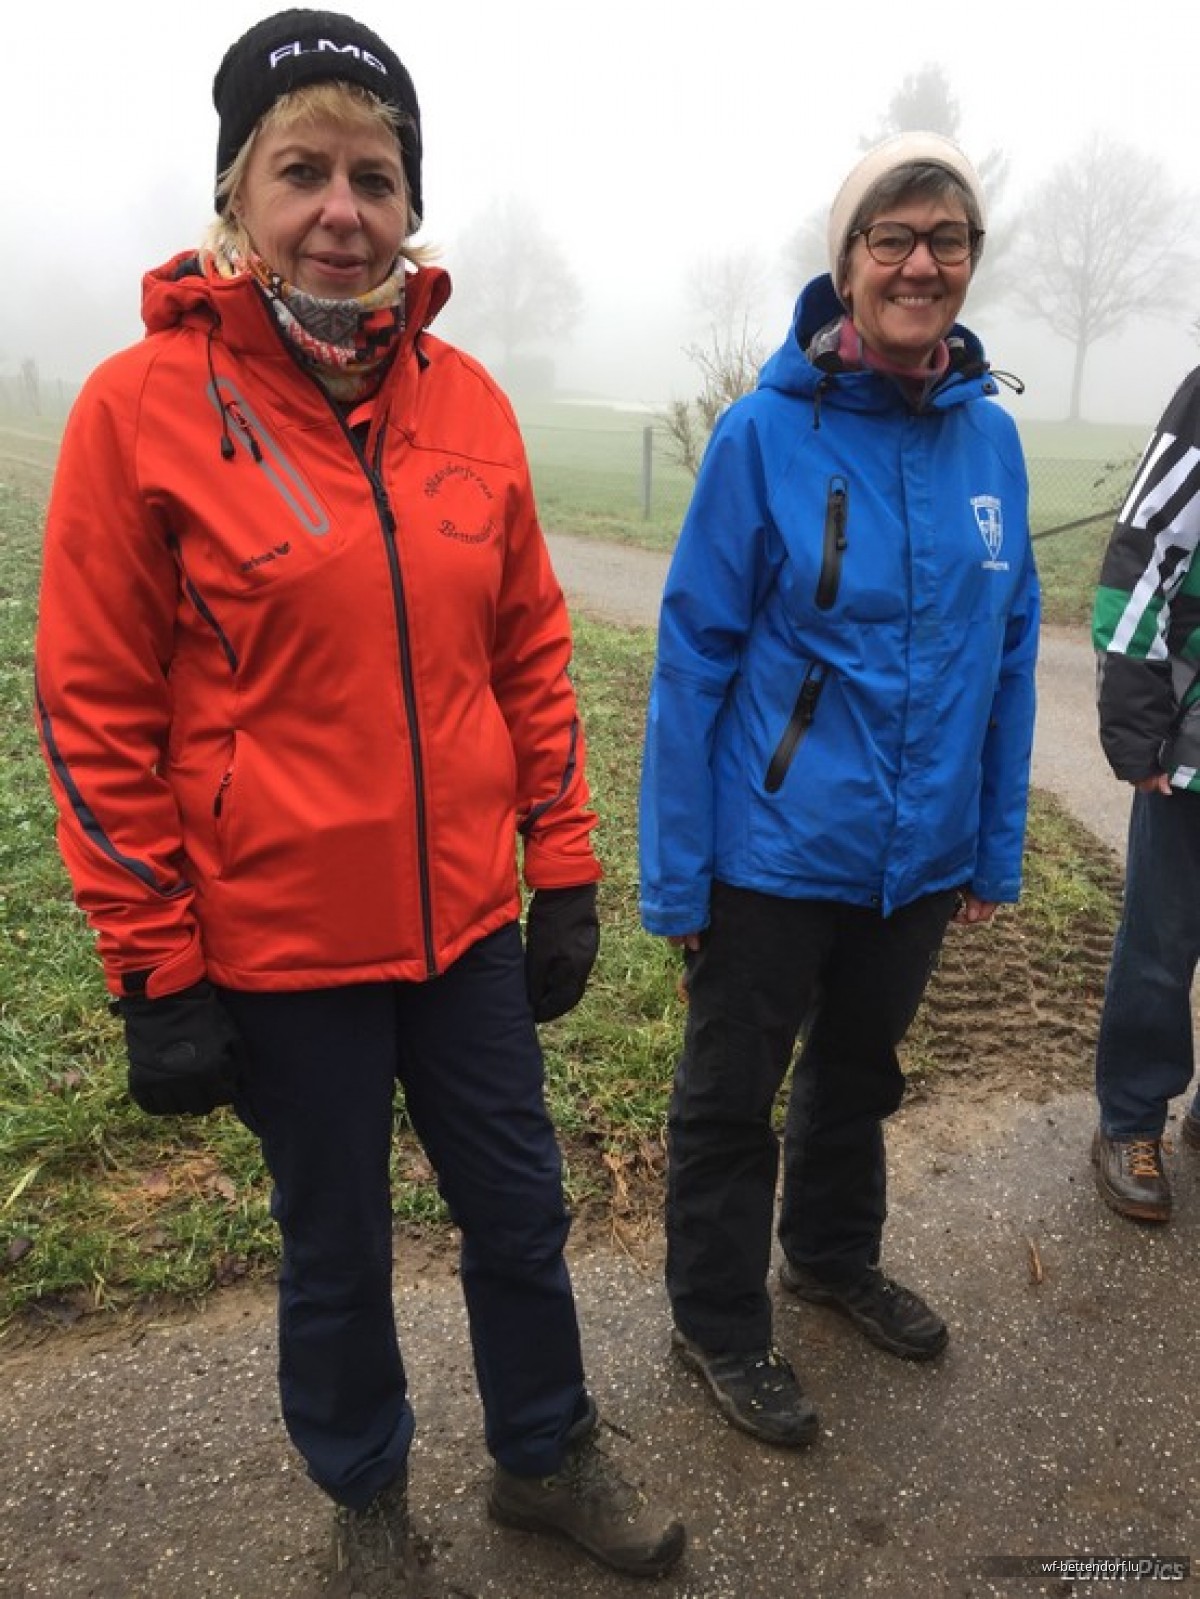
<box><xmin>1092</xmin><ymin>368</ymin><xmax>1200</xmax><ymax>782</ymax></box>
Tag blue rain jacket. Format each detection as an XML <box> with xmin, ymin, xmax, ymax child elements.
<box><xmin>639</xmin><ymin>275</ymin><xmax>1040</xmax><ymax>936</ymax></box>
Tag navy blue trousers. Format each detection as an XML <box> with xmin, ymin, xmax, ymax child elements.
<box><xmin>221</xmin><ymin>922</ymin><xmax>587</xmax><ymax>1510</ymax></box>
<box><xmin>667</xmin><ymin>881</ymin><xmax>956</xmax><ymax>1354</ymax></box>
<box><xmin>1096</xmin><ymin>788</ymin><xmax>1200</xmax><ymax>1138</ymax></box>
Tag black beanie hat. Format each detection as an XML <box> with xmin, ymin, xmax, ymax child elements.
<box><xmin>212</xmin><ymin>8</ymin><xmax>423</xmax><ymax>223</ymax></box>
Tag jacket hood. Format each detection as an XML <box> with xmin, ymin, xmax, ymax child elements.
<box><xmin>757</xmin><ymin>273</ymin><xmax>994</xmax><ymax>411</ymax></box>
<box><xmin>140</xmin><ymin>252</ymin><xmax>452</xmax><ymax>347</ymax></box>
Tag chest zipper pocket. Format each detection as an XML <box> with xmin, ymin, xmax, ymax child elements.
<box><xmin>765</xmin><ymin>663</ymin><xmax>828</xmax><ymax>793</ymax></box>
<box><xmin>815</xmin><ymin>476</ymin><xmax>849</xmax><ymax>610</ymax></box>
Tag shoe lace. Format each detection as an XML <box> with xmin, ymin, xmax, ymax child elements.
<box><xmin>736</xmin><ymin>1348</ymin><xmax>803</xmax><ymax>1411</ymax></box>
<box><xmin>552</xmin><ymin>1432</ymin><xmax>643</xmax><ymax>1519</ymax></box>
<box><xmin>875</xmin><ymin>1276</ymin><xmax>916</xmax><ymax>1310</ymax></box>
<box><xmin>747</xmin><ymin>1349</ymin><xmax>795</xmax><ymax>1391</ymax></box>
<box><xmin>1127</xmin><ymin>1138</ymin><xmax>1163</xmax><ymax>1179</ymax></box>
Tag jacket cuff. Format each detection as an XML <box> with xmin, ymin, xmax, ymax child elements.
<box><xmin>109</xmin><ymin>933</ymin><xmax>207</xmax><ymax>1001</ymax></box>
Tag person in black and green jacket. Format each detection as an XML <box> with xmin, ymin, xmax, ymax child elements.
<box><xmin>1092</xmin><ymin>365</ymin><xmax>1200</xmax><ymax>1224</ymax></box>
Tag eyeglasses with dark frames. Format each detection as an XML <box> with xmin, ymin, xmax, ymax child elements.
<box><xmin>849</xmin><ymin>221</ymin><xmax>985</xmax><ymax>267</ymax></box>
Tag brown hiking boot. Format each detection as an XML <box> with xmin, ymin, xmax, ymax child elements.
<box><xmin>1091</xmin><ymin>1128</ymin><xmax>1171</xmax><ymax>1223</ymax></box>
<box><xmin>488</xmin><ymin>1401</ymin><xmax>686</xmax><ymax>1578</ymax></box>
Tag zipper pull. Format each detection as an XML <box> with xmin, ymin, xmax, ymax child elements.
<box><xmin>830</xmin><ymin>478</ymin><xmax>848</xmax><ymax>549</ymax></box>
<box><xmin>227</xmin><ymin>402</ymin><xmax>264</xmax><ymax>463</ymax></box>
<box><xmin>816</xmin><ymin>476</ymin><xmax>849</xmax><ymax>610</ymax></box>
<box><xmin>797</xmin><ymin>675</ymin><xmax>822</xmax><ymax>724</ymax></box>
<box><xmin>213</xmin><ymin>768</ymin><xmax>233</xmax><ymax>817</ymax></box>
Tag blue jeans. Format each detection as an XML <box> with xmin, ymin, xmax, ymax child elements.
<box><xmin>221</xmin><ymin>923</ymin><xmax>587</xmax><ymax>1510</ymax></box>
<box><xmin>1096</xmin><ymin>789</ymin><xmax>1200</xmax><ymax>1139</ymax></box>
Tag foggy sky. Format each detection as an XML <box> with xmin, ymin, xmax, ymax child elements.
<box><xmin>6</xmin><ymin>0</ymin><xmax>1197</xmax><ymax>425</ymax></box>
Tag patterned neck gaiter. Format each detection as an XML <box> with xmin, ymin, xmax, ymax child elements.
<box><xmin>217</xmin><ymin>244</ymin><xmax>407</xmax><ymax>401</ymax></box>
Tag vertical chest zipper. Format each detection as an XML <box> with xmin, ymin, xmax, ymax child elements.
<box><xmin>815</xmin><ymin>476</ymin><xmax>849</xmax><ymax>610</ymax></box>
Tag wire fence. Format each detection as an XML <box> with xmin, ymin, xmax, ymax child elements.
<box><xmin>1</xmin><ymin>378</ymin><xmax>1126</xmax><ymax>550</ymax></box>
<box><xmin>520</xmin><ymin>416</ymin><xmax>1126</xmax><ymax>546</ymax></box>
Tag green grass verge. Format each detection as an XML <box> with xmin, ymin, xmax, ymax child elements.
<box><xmin>518</xmin><ymin>407</ymin><xmax>1153</xmax><ymax>631</ymax></box>
<box><xmin>0</xmin><ymin>485</ymin><xmax>677</xmax><ymax>1321</ymax></box>
<box><xmin>2</xmin><ymin>406</ymin><xmax>1145</xmax><ymax>595</ymax></box>
<box><xmin>0</xmin><ymin>413</ymin><xmax>1127</xmax><ymax>1323</ymax></box>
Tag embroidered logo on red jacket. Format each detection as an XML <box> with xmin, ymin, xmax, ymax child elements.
<box><xmin>424</xmin><ymin>463</ymin><xmax>498</xmax><ymax>546</ymax></box>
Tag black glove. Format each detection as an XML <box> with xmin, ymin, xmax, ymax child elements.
<box><xmin>524</xmin><ymin>885</ymin><xmax>600</xmax><ymax>1023</ymax></box>
<box><xmin>114</xmin><ymin>981</ymin><xmax>243</xmax><ymax>1115</ymax></box>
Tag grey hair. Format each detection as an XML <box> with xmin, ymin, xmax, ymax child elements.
<box><xmin>840</xmin><ymin>161</ymin><xmax>984</xmax><ymax>283</ymax></box>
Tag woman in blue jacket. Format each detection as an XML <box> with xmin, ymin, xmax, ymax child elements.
<box><xmin>640</xmin><ymin>133</ymin><xmax>1039</xmax><ymax>1446</ymax></box>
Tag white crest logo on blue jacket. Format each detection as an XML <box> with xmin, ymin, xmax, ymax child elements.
<box><xmin>972</xmin><ymin>494</ymin><xmax>1008</xmax><ymax>569</ymax></box>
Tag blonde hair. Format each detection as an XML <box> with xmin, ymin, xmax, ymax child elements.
<box><xmin>203</xmin><ymin>80</ymin><xmax>437</xmax><ymax>268</ymax></box>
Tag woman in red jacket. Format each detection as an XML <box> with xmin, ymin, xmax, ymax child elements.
<box><xmin>33</xmin><ymin>9</ymin><xmax>684</xmax><ymax>1594</ymax></box>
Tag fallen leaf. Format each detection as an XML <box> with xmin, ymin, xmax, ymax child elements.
<box><xmin>1025</xmin><ymin>1234</ymin><xmax>1044</xmax><ymax>1285</ymax></box>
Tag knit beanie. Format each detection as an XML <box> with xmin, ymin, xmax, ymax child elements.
<box><xmin>213</xmin><ymin>8</ymin><xmax>423</xmax><ymax>223</ymax></box>
<box><xmin>826</xmin><ymin>131</ymin><xmax>986</xmax><ymax>290</ymax></box>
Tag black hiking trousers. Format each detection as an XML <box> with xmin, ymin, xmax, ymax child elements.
<box><xmin>666</xmin><ymin>880</ymin><xmax>957</xmax><ymax>1355</ymax></box>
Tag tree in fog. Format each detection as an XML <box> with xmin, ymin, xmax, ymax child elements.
<box><xmin>661</xmin><ymin>250</ymin><xmax>770</xmax><ymax>477</ymax></box>
<box><xmin>444</xmin><ymin>196</ymin><xmax>583</xmax><ymax>386</ymax></box>
<box><xmin>685</xmin><ymin>250</ymin><xmax>771</xmax><ymax>344</ymax></box>
<box><xmin>1008</xmin><ymin>136</ymin><xmax>1194</xmax><ymax>421</ymax></box>
<box><xmin>19</xmin><ymin>358</ymin><xmax>40</xmax><ymax>415</ymax></box>
<box><xmin>782</xmin><ymin>64</ymin><xmax>1011</xmax><ymax>312</ymax></box>
<box><xmin>859</xmin><ymin>61</ymin><xmax>963</xmax><ymax>147</ymax></box>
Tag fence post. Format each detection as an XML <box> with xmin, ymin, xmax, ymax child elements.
<box><xmin>642</xmin><ymin>425</ymin><xmax>654</xmax><ymax>520</ymax></box>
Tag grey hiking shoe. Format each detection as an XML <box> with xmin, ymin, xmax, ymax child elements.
<box><xmin>780</xmin><ymin>1260</ymin><xmax>949</xmax><ymax>1360</ymax></box>
<box><xmin>488</xmin><ymin>1400</ymin><xmax>686</xmax><ymax>1578</ymax></box>
<box><xmin>331</xmin><ymin>1473</ymin><xmax>427</xmax><ymax>1598</ymax></box>
<box><xmin>671</xmin><ymin>1327</ymin><xmax>820</xmax><ymax>1447</ymax></box>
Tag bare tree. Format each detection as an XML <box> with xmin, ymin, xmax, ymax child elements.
<box><xmin>1008</xmin><ymin>136</ymin><xmax>1195</xmax><ymax>421</ymax></box>
<box><xmin>661</xmin><ymin>318</ymin><xmax>767</xmax><ymax>477</ymax></box>
<box><xmin>781</xmin><ymin>63</ymin><xmax>1011</xmax><ymax>311</ymax></box>
<box><xmin>19</xmin><ymin>357</ymin><xmax>40</xmax><ymax>415</ymax></box>
<box><xmin>660</xmin><ymin>251</ymin><xmax>770</xmax><ymax>477</ymax></box>
<box><xmin>780</xmin><ymin>211</ymin><xmax>827</xmax><ymax>295</ymax></box>
<box><xmin>686</xmin><ymin>251</ymin><xmax>769</xmax><ymax>346</ymax></box>
<box><xmin>443</xmin><ymin>195</ymin><xmax>583</xmax><ymax>385</ymax></box>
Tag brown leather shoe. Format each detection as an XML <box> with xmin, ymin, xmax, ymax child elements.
<box><xmin>1091</xmin><ymin>1129</ymin><xmax>1171</xmax><ymax>1223</ymax></box>
<box><xmin>1180</xmin><ymin>1109</ymin><xmax>1200</xmax><ymax>1151</ymax></box>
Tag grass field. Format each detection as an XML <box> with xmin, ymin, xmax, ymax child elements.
<box><xmin>0</xmin><ymin>402</ymin><xmax>1133</xmax><ymax>1323</ymax></box>
<box><xmin>518</xmin><ymin>403</ymin><xmax>1145</xmax><ymax>596</ymax></box>
<box><xmin>0</xmin><ymin>480</ymin><xmax>681</xmax><ymax>1321</ymax></box>
<box><xmin>0</xmin><ymin>402</ymin><xmax>1143</xmax><ymax>624</ymax></box>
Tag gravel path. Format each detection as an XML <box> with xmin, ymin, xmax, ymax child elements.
<box><xmin>6</xmin><ymin>534</ymin><xmax>1185</xmax><ymax>1599</ymax></box>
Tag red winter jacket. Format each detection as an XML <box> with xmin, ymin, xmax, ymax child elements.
<box><xmin>35</xmin><ymin>254</ymin><xmax>600</xmax><ymax>998</ymax></box>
